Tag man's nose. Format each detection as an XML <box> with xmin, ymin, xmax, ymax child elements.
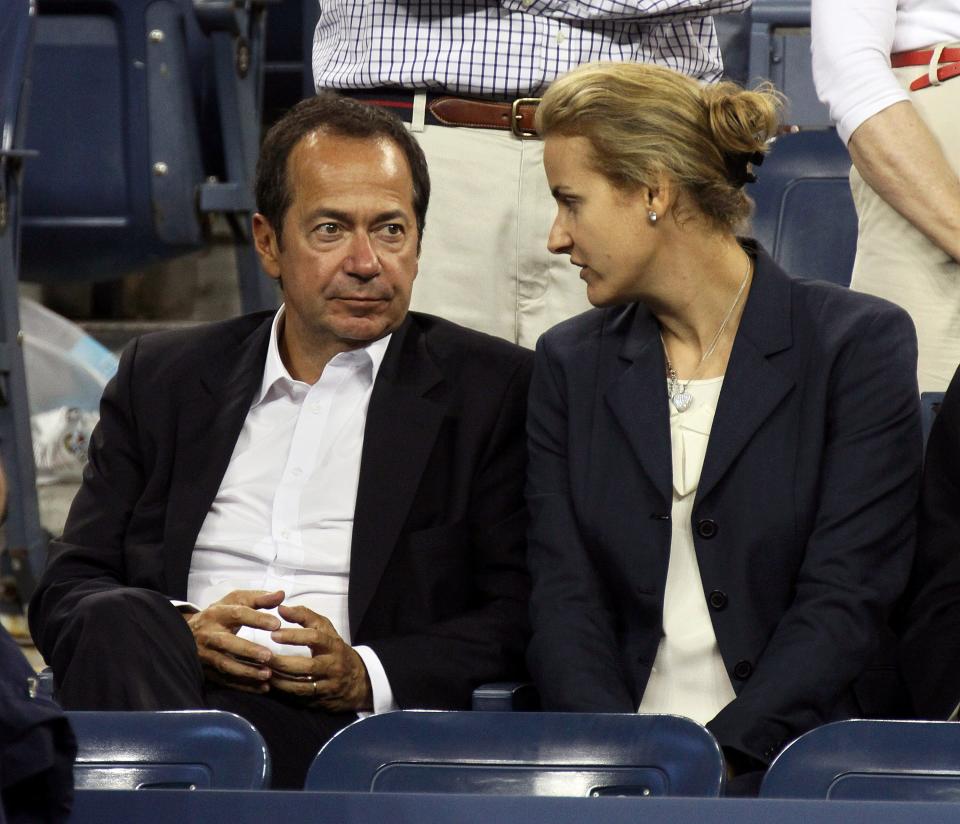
<box><xmin>344</xmin><ymin>233</ymin><xmax>381</xmax><ymax>278</ymax></box>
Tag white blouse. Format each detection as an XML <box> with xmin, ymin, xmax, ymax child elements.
<box><xmin>638</xmin><ymin>376</ymin><xmax>737</xmax><ymax>724</ymax></box>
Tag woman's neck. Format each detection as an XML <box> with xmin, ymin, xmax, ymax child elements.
<box><xmin>648</xmin><ymin>234</ymin><xmax>754</xmax><ymax>380</ymax></box>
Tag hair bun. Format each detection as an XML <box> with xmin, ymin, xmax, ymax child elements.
<box><xmin>703</xmin><ymin>82</ymin><xmax>780</xmax><ymax>157</ymax></box>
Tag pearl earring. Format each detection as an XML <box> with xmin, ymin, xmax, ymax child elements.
<box><xmin>648</xmin><ymin>210</ymin><xmax>658</xmax><ymax>224</ymax></box>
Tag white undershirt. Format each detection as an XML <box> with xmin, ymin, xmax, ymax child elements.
<box><xmin>187</xmin><ymin>307</ymin><xmax>396</xmax><ymax>713</ymax></box>
<box><xmin>639</xmin><ymin>376</ymin><xmax>737</xmax><ymax>724</ymax></box>
<box><xmin>812</xmin><ymin>0</ymin><xmax>960</xmax><ymax>143</ymax></box>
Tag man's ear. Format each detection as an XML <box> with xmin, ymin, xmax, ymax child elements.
<box><xmin>252</xmin><ymin>213</ymin><xmax>282</xmax><ymax>281</ymax></box>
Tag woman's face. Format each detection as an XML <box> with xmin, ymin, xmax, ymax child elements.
<box><xmin>543</xmin><ymin>135</ymin><xmax>659</xmax><ymax>307</ymax></box>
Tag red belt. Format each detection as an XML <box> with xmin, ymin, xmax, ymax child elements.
<box><xmin>891</xmin><ymin>46</ymin><xmax>960</xmax><ymax>91</ymax></box>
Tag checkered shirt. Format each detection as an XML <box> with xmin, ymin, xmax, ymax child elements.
<box><xmin>312</xmin><ymin>0</ymin><xmax>752</xmax><ymax>97</ymax></box>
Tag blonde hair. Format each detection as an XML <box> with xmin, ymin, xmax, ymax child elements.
<box><xmin>536</xmin><ymin>62</ymin><xmax>782</xmax><ymax>233</ymax></box>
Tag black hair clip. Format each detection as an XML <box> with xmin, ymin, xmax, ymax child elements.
<box><xmin>727</xmin><ymin>150</ymin><xmax>764</xmax><ymax>187</ymax></box>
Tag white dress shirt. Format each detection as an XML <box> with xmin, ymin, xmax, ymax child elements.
<box><xmin>812</xmin><ymin>0</ymin><xmax>960</xmax><ymax>142</ymax></box>
<box><xmin>187</xmin><ymin>308</ymin><xmax>396</xmax><ymax>713</ymax></box>
<box><xmin>639</xmin><ymin>376</ymin><xmax>737</xmax><ymax>723</ymax></box>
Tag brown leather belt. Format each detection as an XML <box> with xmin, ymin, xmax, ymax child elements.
<box><xmin>344</xmin><ymin>89</ymin><xmax>542</xmax><ymax>138</ymax></box>
<box><xmin>891</xmin><ymin>46</ymin><xmax>960</xmax><ymax>91</ymax></box>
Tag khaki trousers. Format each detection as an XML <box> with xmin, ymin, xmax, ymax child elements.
<box><xmin>407</xmin><ymin>122</ymin><xmax>591</xmax><ymax>349</ymax></box>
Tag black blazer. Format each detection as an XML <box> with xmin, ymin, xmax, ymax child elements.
<box><xmin>900</xmin><ymin>364</ymin><xmax>960</xmax><ymax>718</ymax></box>
<box><xmin>30</xmin><ymin>311</ymin><xmax>532</xmax><ymax>710</ymax></box>
<box><xmin>526</xmin><ymin>246</ymin><xmax>922</xmax><ymax>765</ymax></box>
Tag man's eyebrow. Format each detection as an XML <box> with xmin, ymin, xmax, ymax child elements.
<box><xmin>302</xmin><ymin>208</ymin><xmax>411</xmax><ymax>224</ymax></box>
<box><xmin>551</xmin><ymin>186</ymin><xmax>575</xmax><ymax>198</ymax></box>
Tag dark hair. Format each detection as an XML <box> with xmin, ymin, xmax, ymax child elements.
<box><xmin>255</xmin><ymin>93</ymin><xmax>430</xmax><ymax>247</ymax></box>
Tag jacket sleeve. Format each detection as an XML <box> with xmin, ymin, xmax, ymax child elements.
<box><xmin>525</xmin><ymin>334</ymin><xmax>636</xmax><ymax>712</ymax></box>
<box><xmin>28</xmin><ymin>337</ymin><xmax>152</xmax><ymax>665</ymax></box>
<box><xmin>365</xmin><ymin>356</ymin><xmax>534</xmax><ymax>709</ymax></box>
<box><xmin>707</xmin><ymin>303</ymin><xmax>922</xmax><ymax>764</ymax></box>
<box><xmin>899</xmin><ymin>365</ymin><xmax>960</xmax><ymax>718</ymax></box>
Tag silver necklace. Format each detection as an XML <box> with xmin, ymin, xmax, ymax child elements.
<box><xmin>662</xmin><ymin>259</ymin><xmax>752</xmax><ymax>413</ymax></box>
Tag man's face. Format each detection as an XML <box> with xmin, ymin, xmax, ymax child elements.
<box><xmin>254</xmin><ymin>130</ymin><xmax>419</xmax><ymax>372</ymax></box>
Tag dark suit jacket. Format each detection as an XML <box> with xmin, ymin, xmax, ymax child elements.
<box><xmin>526</xmin><ymin>245</ymin><xmax>922</xmax><ymax>766</ymax></box>
<box><xmin>29</xmin><ymin>310</ymin><xmax>532</xmax><ymax>710</ymax></box>
<box><xmin>900</xmin><ymin>364</ymin><xmax>960</xmax><ymax>718</ymax></box>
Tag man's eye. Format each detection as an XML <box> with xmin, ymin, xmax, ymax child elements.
<box><xmin>383</xmin><ymin>224</ymin><xmax>403</xmax><ymax>235</ymax></box>
<box><xmin>314</xmin><ymin>223</ymin><xmax>339</xmax><ymax>235</ymax></box>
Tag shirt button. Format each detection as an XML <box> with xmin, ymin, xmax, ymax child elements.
<box><xmin>697</xmin><ymin>519</ymin><xmax>718</xmax><ymax>539</ymax></box>
<box><xmin>291</xmin><ymin>467</ymin><xmax>303</xmax><ymax>478</ymax></box>
<box><xmin>556</xmin><ymin>31</ymin><xmax>566</xmax><ymax>43</ymax></box>
<box><xmin>280</xmin><ymin>529</ymin><xmax>291</xmax><ymax>540</ymax></box>
<box><xmin>522</xmin><ymin>0</ymin><xmax>534</xmax><ymax>6</ymax></box>
<box><xmin>708</xmin><ymin>590</ymin><xmax>728</xmax><ymax>610</ymax></box>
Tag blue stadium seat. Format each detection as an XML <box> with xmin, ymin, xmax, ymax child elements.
<box><xmin>761</xmin><ymin>719</ymin><xmax>960</xmax><ymax>801</ymax></box>
<box><xmin>20</xmin><ymin>0</ymin><xmax>276</xmax><ymax>313</ymax></box>
<box><xmin>68</xmin><ymin>709</ymin><xmax>271</xmax><ymax>790</ymax></box>
<box><xmin>751</xmin><ymin>129</ymin><xmax>857</xmax><ymax>286</ymax></box>
<box><xmin>305</xmin><ymin>711</ymin><xmax>725</xmax><ymax>797</ymax></box>
<box><xmin>0</xmin><ymin>0</ymin><xmax>45</xmax><ymax>600</ymax></box>
<box><xmin>921</xmin><ymin>391</ymin><xmax>945</xmax><ymax>446</ymax></box>
<box><xmin>747</xmin><ymin>0</ymin><xmax>828</xmax><ymax>128</ymax></box>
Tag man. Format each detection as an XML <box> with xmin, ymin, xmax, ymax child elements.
<box><xmin>900</xmin><ymin>367</ymin><xmax>960</xmax><ymax>718</ymax></box>
<box><xmin>28</xmin><ymin>94</ymin><xmax>532</xmax><ymax>788</ymax></box>
<box><xmin>313</xmin><ymin>0</ymin><xmax>752</xmax><ymax>347</ymax></box>
<box><xmin>812</xmin><ymin>0</ymin><xmax>960</xmax><ymax>392</ymax></box>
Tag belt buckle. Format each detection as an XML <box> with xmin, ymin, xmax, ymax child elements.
<box><xmin>511</xmin><ymin>97</ymin><xmax>541</xmax><ymax>139</ymax></box>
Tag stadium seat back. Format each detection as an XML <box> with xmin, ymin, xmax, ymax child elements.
<box><xmin>761</xmin><ymin>719</ymin><xmax>960</xmax><ymax>800</ymax></box>
<box><xmin>305</xmin><ymin>711</ymin><xmax>725</xmax><ymax>797</ymax></box>
<box><xmin>751</xmin><ymin>130</ymin><xmax>857</xmax><ymax>286</ymax></box>
<box><xmin>67</xmin><ymin>710</ymin><xmax>271</xmax><ymax>790</ymax></box>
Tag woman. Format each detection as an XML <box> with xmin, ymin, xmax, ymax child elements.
<box><xmin>525</xmin><ymin>63</ymin><xmax>922</xmax><ymax>785</ymax></box>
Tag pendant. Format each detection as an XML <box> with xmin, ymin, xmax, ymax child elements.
<box><xmin>671</xmin><ymin>391</ymin><xmax>693</xmax><ymax>412</ymax></box>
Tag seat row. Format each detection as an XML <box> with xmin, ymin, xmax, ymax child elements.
<box><xmin>64</xmin><ymin>707</ymin><xmax>960</xmax><ymax>803</ymax></box>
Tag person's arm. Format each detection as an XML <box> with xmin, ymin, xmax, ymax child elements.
<box><xmin>524</xmin><ymin>333</ymin><xmax>636</xmax><ymax>713</ymax></box>
<box><xmin>847</xmin><ymin>103</ymin><xmax>960</xmax><ymax>263</ymax></box>
<box><xmin>499</xmin><ymin>0</ymin><xmax>749</xmax><ymax>23</ymax></box>
<box><xmin>899</xmin><ymin>365</ymin><xmax>960</xmax><ymax>717</ymax></box>
<box><xmin>359</xmin><ymin>355</ymin><xmax>534</xmax><ymax>711</ymax></box>
<box><xmin>707</xmin><ymin>302</ymin><xmax>922</xmax><ymax>765</ymax></box>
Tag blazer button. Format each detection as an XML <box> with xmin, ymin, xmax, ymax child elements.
<box><xmin>697</xmin><ymin>519</ymin><xmax>718</xmax><ymax>539</ymax></box>
<box><xmin>733</xmin><ymin>660</ymin><xmax>753</xmax><ymax>680</ymax></box>
<box><xmin>708</xmin><ymin>590</ymin><xmax>728</xmax><ymax>610</ymax></box>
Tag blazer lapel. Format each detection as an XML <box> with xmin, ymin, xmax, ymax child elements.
<box><xmin>349</xmin><ymin>316</ymin><xmax>446</xmax><ymax>635</ymax></box>
<box><xmin>164</xmin><ymin>317</ymin><xmax>272</xmax><ymax>598</ymax></box>
<box><xmin>697</xmin><ymin>250</ymin><xmax>795</xmax><ymax>503</ymax></box>
<box><xmin>604</xmin><ymin>306</ymin><xmax>674</xmax><ymax>509</ymax></box>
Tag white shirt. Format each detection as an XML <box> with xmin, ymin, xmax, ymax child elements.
<box><xmin>638</xmin><ymin>376</ymin><xmax>737</xmax><ymax>724</ymax></box>
<box><xmin>812</xmin><ymin>0</ymin><xmax>960</xmax><ymax>143</ymax></box>
<box><xmin>313</xmin><ymin>0</ymin><xmax>752</xmax><ymax>95</ymax></box>
<box><xmin>187</xmin><ymin>308</ymin><xmax>396</xmax><ymax>713</ymax></box>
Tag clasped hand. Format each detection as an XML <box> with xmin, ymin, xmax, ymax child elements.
<box><xmin>184</xmin><ymin>589</ymin><xmax>372</xmax><ymax>712</ymax></box>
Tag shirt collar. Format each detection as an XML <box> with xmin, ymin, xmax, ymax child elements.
<box><xmin>253</xmin><ymin>305</ymin><xmax>393</xmax><ymax>407</ymax></box>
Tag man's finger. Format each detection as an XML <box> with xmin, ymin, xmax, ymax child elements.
<box><xmin>220</xmin><ymin>589</ymin><xmax>285</xmax><ymax>608</ymax></box>
<box><xmin>269</xmin><ymin>652</ymin><xmax>316</xmax><ymax>679</ymax></box>
<box><xmin>270</xmin><ymin>627</ymin><xmax>338</xmax><ymax>651</ymax></box>
<box><xmin>212</xmin><ymin>604</ymin><xmax>282</xmax><ymax>632</ymax></box>
<box><xmin>276</xmin><ymin>603</ymin><xmax>332</xmax><ymax>630</ymax></box>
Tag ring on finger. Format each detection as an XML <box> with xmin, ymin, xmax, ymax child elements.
<box><xmin>312</xmin><ymin>679</ymin><xmax>319</xmax><ymax>697</ymax></box>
